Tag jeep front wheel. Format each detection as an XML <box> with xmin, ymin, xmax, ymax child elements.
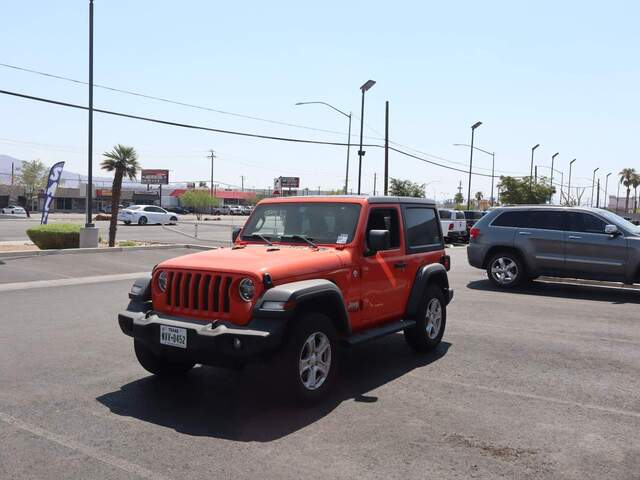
<box><xmin>404</xmin><ymin>284</ymin><xmax>446</xmax><ymax>353</ymax></box>
<box><xmin>280</xmin><ymin>313</ymin><xmax>338</xmax><ymax>403</ymax></box>
<box><xmin>134</xmin><ymin>340</ymin><xmax>195</xmax><ymax>377</ymax></box>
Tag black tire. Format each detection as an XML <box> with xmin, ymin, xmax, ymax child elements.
<box><xmin>138</xmin><ymin>216</ymin><xmax>148</xmax><ymax>225</ymax></box>
<box><xmin>134</xmin><ymin>340</ymin><xmax>195</xmax><ymax>377</ymax></box>
<box><xmin>124</xmin><ymin>220</ymin><xmax>131</xmax><ymax>225</ymax></box>
<box><xmin>278</xmin><ymin>313</ymin><xmax>339</xmax><ymax>403</ymax></box>
<box><xmin>170</xmin><ymin>216</ymin><xmax>178</xmax><ymax>224</ymax></box>
<box><xmin>404</xmin><ymin>284</ymin><xmax>446</xmax><ymax>353</ymax></box>
<box><xmin>486</xmin><ymin>251</ymin><xmax>525</xmax><ymax>289</ymax></box>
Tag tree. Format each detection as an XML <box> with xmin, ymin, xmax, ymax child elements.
<box><xmin>16</xmin><ymin>159</ymin><xmax>48</xmax><ymax>218</ymax></box>
<box><xmin>180</xmin><ymin>190</ymin><xmax>220</xmax><ymax>220</ymax></box>
<box><xmin>453</xmin><ymin>192</ymin><xmax>464</xmax><ymax>207</ymax></box>
<box><xmin>474</xmin><ymin>191</ymin><xmax>484</xmax><ymax>209</ymax></box>
<box><xmin>389</xmin><ymin>178</ymin><xmax>425</xmax><ymax>198</ymax></box>
<box><xmin>619</xmin><ymin>168</ymin><xmax>636</xmax><ymax>213</ymax></box>
<box><xmin>101</xmin><ymin>145</ymin><xmax>140</xmax><ymax>247</ymax></box>
<box><xmin>497</xmin><ymin>176</ymin><xmax>555</xmax><ymax>205</ymax></box>
<box><xmin>632</xmin><ymin>173</ymin><xmax>640</xmax><ymax>214</ymax></box>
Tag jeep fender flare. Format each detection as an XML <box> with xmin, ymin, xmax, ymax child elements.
<box><xmin>253</xmin><ymin>279</ymin><xmax>351</xmax><ymax>336</ymax></box>
<box><xmin>405</xmin><ymin>263</ymin><xmax>452</xmax><ymax>319</ymax></box>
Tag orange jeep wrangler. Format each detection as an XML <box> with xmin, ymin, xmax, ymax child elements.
<box><xmin>118</xmin><ymin>196</ymin><xmax>453</xmax><ymax>401</ymax></box>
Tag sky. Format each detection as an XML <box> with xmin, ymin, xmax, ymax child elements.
<box><xmin>1</xmin><ymin>0</ymin><xmax>639</xmax><ymax>202</ymax></box>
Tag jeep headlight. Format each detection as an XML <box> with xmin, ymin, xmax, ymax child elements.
<box><xmin>238</xmin><ymin>278</ymin><xmax>255</xmax><ymax>302</ymax></box>
<box><xmin>157</xmin><ymin>271</ymin><xmax>168</xmax><ymax>293</ymax></box>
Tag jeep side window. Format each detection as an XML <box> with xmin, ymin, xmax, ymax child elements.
<box><xmin>404</xmin><ymin>207</ymin><xmax>442</xmax><ymax>251</ymax></box>
<box><xmin>566</xmin><ymin>212</ymin><xmax>606</xmax><ymax>234</ymax></box>
<box><xmin>366</xmin><ymin>208</ymin><xmax>400</xmax><ymax>250</ymax></box>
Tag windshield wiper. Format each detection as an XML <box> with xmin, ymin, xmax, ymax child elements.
<box><xmin>282</xmin><ymin>234</ymin><xmax>318</xmax><ymax>248</ymax></box>
<box><xmin>250</xmin><ymin>232</ymin><xmax>273</xmax><ymax>246</ymax></box>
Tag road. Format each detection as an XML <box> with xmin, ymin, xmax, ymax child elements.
<box><xmin>0</xmin><ymin>215</ymin><xmax>245</xmax><ymax>246</ymax></box>
<box><xmin>0</xmin><ymin>247</ymin><xmax>638</xmax><ymax>479</ymax></box>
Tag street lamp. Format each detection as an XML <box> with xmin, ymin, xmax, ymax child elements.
<box><xmin>591</xmin><ymin>167</ymin><xmax>600</xmax><ymax>207</ymax></box>
<box><xmin>296</xmin><ymin>101</ymin><xmax>352</xmax><ymax>194</ymax></box>
<box><xmin>453</xmin><ymin>143</ymin><xmax>494</xmax><ymax>205</ymax></box>
<box><xmin>550</xmin><ymin>153</ymin><xmax>559</xmax><ymax>203</ymax></box>
<box><xmin>604</xmin><ymin>172</ymin><xmax>612</xmax><ymax>210</ymax></box>
<box><xmin>466</xmin><ymin>122</ymin><xmax>482</xmax><ymax>210</ymax></box>
<box><xmin>357</xmin><ymin>80</ymin><xmax>376</xmax><ymax>195</ymax></box>
<box><xmin>567</xmin><ymin>159</ymin><xmax>577</xmax><ymax>206</ymax></box>
<box><xmin>529</xmin><ymin>144</ymin><xmax>540</xmax><ymax>193</ymax></box>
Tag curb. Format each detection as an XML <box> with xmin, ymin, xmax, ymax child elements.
<box><xmin>0</xmin><ymin>243</ymin><xmax>216</xmax><ymax>260</ymax></box>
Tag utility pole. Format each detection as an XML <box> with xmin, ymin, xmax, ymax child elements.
<box><xmin>373</xmin><ymin>173</ymin><xmax>377</xmax><ymax>196</ymax></box>
<box><xmin>591</xmin><ymin>167</ymin><xmax>599</xmax><ymax>207</ymax></box>
<box><xmin>240</xmin><ymin>175</ymin><xmax>245</xmax><ymax>191</ymax></box>
<box><xmin>596</xmin><ymin>178</ymin><xmax>600</xmax><ymax>208</ymax></box>
<box><xmin>208</xmin><ymin>150</ymin><xmax>216</xmax><ymax>213</ymax></box>
<box><xmin>10</xmin><ymin>162</ymin><xmax>14</xmax><ymax>185</ymax></box>
<box><xmin>550</xmin><ymin>152</ymin><xmax>559</xmax><ymax>203</ymax></box>
<box><xmin>534</xmin><ymin>166</ymin><xmax>538</xmax><ymax>185</ymax></box>
<box><xmin>384</xmin><ymin>101</ymin><xmax>389</xmax><ymax>196</ymax></box>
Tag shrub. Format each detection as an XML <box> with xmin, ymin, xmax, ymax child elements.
<box><xmin>26</xmin><ymin>223</ymin><xmax>82</xmax><ymax>250</ymax></box>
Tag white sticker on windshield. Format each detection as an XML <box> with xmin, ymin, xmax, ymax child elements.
<box><xmin>336</xmin><ymin>234</ymin><xmax>348</xmax><ymax>244</ymax></box>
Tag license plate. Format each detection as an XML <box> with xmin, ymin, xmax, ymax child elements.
<box><xmin>159</xmin><ymin>325</ymin><xmax>187</xmax><ymax>349</ymax></box>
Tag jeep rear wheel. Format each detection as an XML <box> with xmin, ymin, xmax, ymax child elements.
<box><xmin>279</xmin><ymin>313</ymin><xmax>338</xmax><ymax>403</ymax></box>
<box><xmin>404</xmin><ymin>284</ymin><xmax>446</xmax><ymax>353</ymax></box>
<box><xmin>134</xmin><ymin>340</ymin><xmax>195</xmax><ymax>377</ymax></box>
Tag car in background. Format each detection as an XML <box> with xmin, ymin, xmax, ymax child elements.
<box><xmin>467</xmin><ymin>206</ymin><xmax>640</xmax><ymax>288</ymax></box>
<box><xmin>1</xmin><ymin>205</ymin><xmax>26</xmax><ymax>215</ymax></box>
<box><xmin>438</xmin><ymin>208</ymin><xmax>467</xmax><ymax>243</ymax></box>
<box><xmin>463</xmin><ymin>210</ymin><xmax>486</xmax><ymax>233</ymax></box>
<box><xmin>228</xmin><ymin>205</ymin><xmax>243</xmax><ymax>215</ymax></box>
<box><xmin>166</xmin><ymin>206</ymin><xmax>190</xmax><ymax>215</ymax></box>
<box><xmin>100</xmin><ymin>204</ymin><xmax>124</xmax><ymax>214</ymax></box>
<box><xmin>240</xmin><ymin>205</ymin><xmax>253</xmax><ymax>215</ymax></box>
<box><xmin>118</xmin><ymin>205</ymin><xmax>179</xmax><ymax>225</ymax></box>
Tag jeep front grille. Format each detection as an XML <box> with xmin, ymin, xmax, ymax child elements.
<box><xmin>165</xmin><ymin>271</ymin><xmax>233</xmax><ymax>314</ymax></box>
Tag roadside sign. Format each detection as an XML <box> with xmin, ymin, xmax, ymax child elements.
<box><xmin>279</xmin><ymin>176</ymin><xmax>300</xmax><ymax>188</ymax></box>
<box><xmin>141</xmin><ymin>169</ymin><xmax>169</xmax><ymax>185</ymax></box>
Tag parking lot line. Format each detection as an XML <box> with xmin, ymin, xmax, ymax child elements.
<box><xmin>0</xmin><ymin>272</ymin><xmax>148</xmax><ymax>292</ymax></box>
<box><xmin>0</xmin><ymin>412</ymin><xmax>170</xmax><ymax>480</ymax></box>
<box><xmin>430</xmin><ymin>378</ymin><xmax>640</xmax><ymax>420</ymax></box>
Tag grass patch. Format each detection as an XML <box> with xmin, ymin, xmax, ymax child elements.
<box><xmin>118</xmin><ymin>240</ymin><xmax>137</xmax><ymax>247</ymax></box>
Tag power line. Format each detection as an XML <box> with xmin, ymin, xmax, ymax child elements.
<box><xmin>1</xmin><ymin>87</ymin><xmax>510</xmax><ymax>179</ymax></box>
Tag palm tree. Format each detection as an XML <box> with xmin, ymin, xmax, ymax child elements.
<box><xmin>619</xmin><ymin>168</ymin><xmax>636</xmax><ymax>214</ymax></box>
<box><xmin>101</xmin><ymin>145</ymin><xmax>139</xmax><ymax>247</ymax></box>
<box><xmin>633</xmin><ymin>173</ymin><xmax>640</xmax><ymax>214</ymax></box>
<box><xmin>474</xmin><ymin>191</ymin><xmax>483</xmax><ymax>209</ymax></box>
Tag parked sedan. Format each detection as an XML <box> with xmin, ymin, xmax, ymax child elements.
<box><xmin>1</xmin><ymin>205</ymin><xmax>26</xmax><ymax>215</ymax></box>
<box><xmin>165</xmin><ymin>206</ymin><xmax>190</xmax><ymax>215</ymax></box>
<box><xmin>118</xmin><ymin>205</ymin><xmax>179</xmax><ymax>225</ymax></box>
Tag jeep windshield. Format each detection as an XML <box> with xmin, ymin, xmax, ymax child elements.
<box><xmin>241</xmin><ymin>202</ymin><xmax>361</xmax><ymax>245</ymax></box>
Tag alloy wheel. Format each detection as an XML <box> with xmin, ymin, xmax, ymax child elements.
<box><xmin>491</xmin><ymin>257</ymin><xmax>518</xmax><ymax>285</ymax></box>
<box><xmin>298</xmin><ymin>331</ymin><xmax>332</xmax><ymax>391</ymax></box>
<box><xmin>425</xmin><ymin>298</ymin><xmax>442</xmax><ymax>339</ymax></box>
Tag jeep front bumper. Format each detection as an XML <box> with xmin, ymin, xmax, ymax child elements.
<box><xmin>118</xmin><ymin>309</ymin><xmax>286</xmax><ymax>367</ymax></box>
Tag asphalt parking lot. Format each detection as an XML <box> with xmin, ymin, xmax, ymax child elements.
<box><xmin>0</xmin><ymin>247</ymin><xmax>638</xmax><ymax>479</ymax></box>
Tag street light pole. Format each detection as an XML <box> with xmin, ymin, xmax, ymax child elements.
<box><xmin>591</xmin><ymin>167</ymin><xmax>599</xmax><ymax>207</ymax></box>
<box><xmin>550</xmin><ymin>152</ymin><xmax>559</xmax><ymax>203</ymax></box>
<box><xmin>604</xmin><ymin>172</ymin><xmax>611</xmax><ymax>209</ymax></box>
<box><xmin>529</xmin><ymin>144</ymin><xmax>540</xmax><ymax>193</ymax></box>
<box><xmin>86</xmin><ymin>0</ymin><xmax>94</xmax><ymax>228</ymax></box>
<box><xmin>568</xmin><ymin>159</ymin><xmax>576</xmax><ymax>206</ymax></box>
<box><xmin>357</xmin><ymin>80</ymin><xmax>376</xmax><ymax>195</ymax></box>
<box><xmin>467</xmin><ymin>121</ymin><xmax>482</xmax><ymax>210</ymax></box>
<box><xmin>295</xmin><ymin>101</ymin><xmax>352</xmax><ymax>194</ymax></box>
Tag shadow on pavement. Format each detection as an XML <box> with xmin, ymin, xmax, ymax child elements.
<box><xmin>96</xmin><ymin>336</ymin><xmax>450</xmax><ymax>442</ymax></box>
<box><xmin>467</xmin><ymin>278</ymin><xmax>640</xmax><ymax>304</ymax></box>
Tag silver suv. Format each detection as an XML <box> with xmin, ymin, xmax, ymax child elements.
<box><xmin>467</xmin><ymin>206</ymin><xmax>640</xmax><ymax>288</ymax></box>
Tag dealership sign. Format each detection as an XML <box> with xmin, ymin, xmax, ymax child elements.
<box><xmin>275</xmin><ymin>176</ymin><xmax>300</xmax><ymax>189</ymax></box>
<box><xmin>41</xmin><ymin>161</ymin><xmax>65</xmax><ymax>225</ymax></box>
<box><xmin>141</xmin><ymin>169</ymin><xmax>169</xmax><ymax>185</ymax></box>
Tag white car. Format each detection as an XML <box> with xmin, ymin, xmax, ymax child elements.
<box><xmin>438</xmin><ymin>208</ymin><xmax>467</xmax><ymax>243</ymax></box>
<box><xmin>228</xmin><ymin>205</ymin><xmax>243</xmax><ymax>215</ymax></box>
<box><xmin>117</xmin><ymin>205</ymin><xmax>179</xmax><ymax>225</ymax></box>
<box><xmin>1</xmin><ymin>205</ymin><xmax>26</xmax><ymax>215</ymax></box>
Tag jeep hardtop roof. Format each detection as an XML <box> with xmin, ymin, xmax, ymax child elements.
<box><xmin>259</xmin><ymin>195</ymin><xmax>436</xmax><ymax>206</ymax></box>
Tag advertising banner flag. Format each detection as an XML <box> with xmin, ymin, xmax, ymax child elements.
<box><xmin>41</xmin><ymin>161</ymin><xmax>65</xmax><ymax>225</ymax></box>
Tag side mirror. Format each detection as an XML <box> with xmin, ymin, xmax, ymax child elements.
<box><xmin>367</xmin><ymin>229</ymin><xmax>390</xmax><ymax>255</ymax></box>
<box><xmin>604</xmin><ymin>224</ymin><xmax>620</xmax><ymax>236</ymax></box>
<box><xmin>232</xmin><ymin>227</ymin><xmax>242</xmax><ymax>243</ymax></box>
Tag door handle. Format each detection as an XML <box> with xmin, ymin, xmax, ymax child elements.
<box><xmin>568</xmin><ymin>235</ymin><xmax>582</xmax><ymax>239</ymax></box>
<box><xmin>518</xmin><ymin>231</ymin><xmax>532</xmax><ymax>235</ymax></box>
<box><xmin>393</xmin><ymin>262</ymin><xmax>407</xmax><ymax>269</ymax></box>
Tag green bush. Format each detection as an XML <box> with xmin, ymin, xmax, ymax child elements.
<box><xmin>26</xmin><ymin>223</ymin><xmax>82</xmax><ymax>250</ymax></box>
